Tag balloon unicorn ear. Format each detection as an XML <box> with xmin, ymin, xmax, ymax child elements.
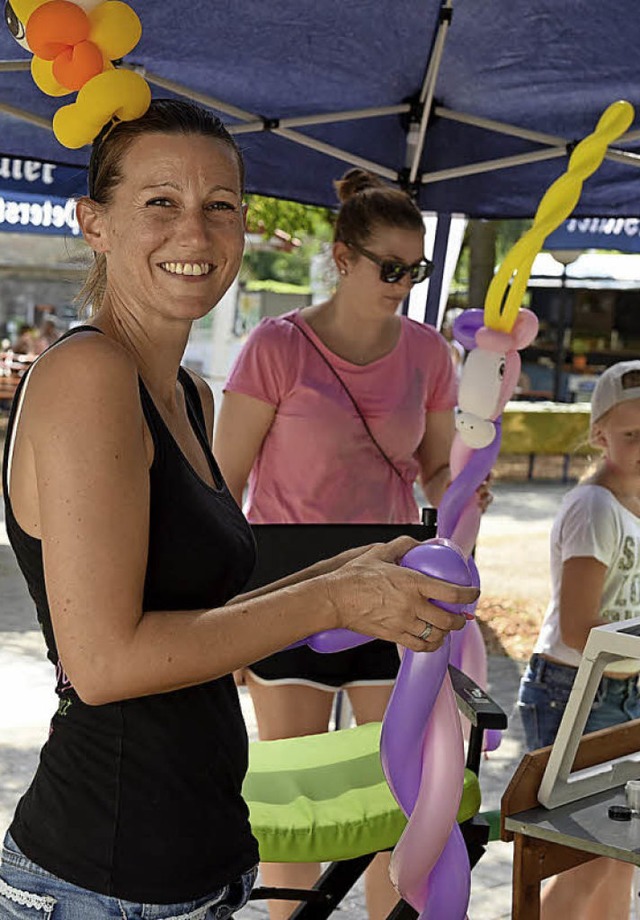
<box><xmin>511</xmin><ymin>309</ymin><xmax>539</xmax><ymax>349</ymax></box>
<box><xmin>452</xmin><ymin>308</ymin><xmax>484</xmax><ymax>351</ymax></box>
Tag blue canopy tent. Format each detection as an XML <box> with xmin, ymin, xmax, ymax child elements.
<box><xmin>2</xmin><ymin>0</ymin><xmax>640</xmax><ymax>317</ymax></box>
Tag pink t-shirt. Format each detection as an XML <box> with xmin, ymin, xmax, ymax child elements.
<box><xmin>224</xmin><ymin>310</ymin><xmax>457</xmax><ymax>524</ymax></box>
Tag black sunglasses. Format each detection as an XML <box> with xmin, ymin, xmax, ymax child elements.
<box><xmin>346</xmin><ymin>241</ymin><xmax>434</xmax><ymax>285</ymax></box>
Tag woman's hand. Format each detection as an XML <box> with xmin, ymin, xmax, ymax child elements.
<box><xmin>324</xmin><ymin>536</ymin><xmax>478</xmax><ymax>653</ymax></box>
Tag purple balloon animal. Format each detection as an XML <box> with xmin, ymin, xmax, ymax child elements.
<box><xmin>291</xmin><ymin>307</ymin><xmax>539</xmax><ymax>919</ymax></box>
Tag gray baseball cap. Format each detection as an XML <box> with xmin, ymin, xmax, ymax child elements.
<box><xmin>590</xmin><ymin>360</ymin><xmax>640</xmax><ymax>425</ymax></box>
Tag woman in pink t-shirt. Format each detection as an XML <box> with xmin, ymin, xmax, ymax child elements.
<box><xmin>214</xmin><ymin>169</ymin><xmax>457</xmax><ymax>920</ymax></box>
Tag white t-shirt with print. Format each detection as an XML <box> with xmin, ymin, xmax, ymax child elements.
<box><xmin>533</xmin><ymin>484</ymin><xmax>640</xmax><ymax>670</ymax></box>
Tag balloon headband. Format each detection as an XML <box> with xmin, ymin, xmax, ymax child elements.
<box><xmin>4</xmin><ymin>0</ymin><xmax>151</xmax><ymax>149</ymax></box>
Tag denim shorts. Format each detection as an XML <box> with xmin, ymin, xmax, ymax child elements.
<box><xmin>0</xmin><ymin>832</ymin><xmax>257</xmax><ymax>920</ymax></box>
<box><xmin>518</xmin><ymin>653</ymin><xmax>640</xmax><ymax>751</ymax></box>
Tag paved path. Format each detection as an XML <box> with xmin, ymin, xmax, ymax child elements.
<box><xmin>0</xmin><ymin>481</ymin><xmax>570</xmax><ymax>918</ymax></box>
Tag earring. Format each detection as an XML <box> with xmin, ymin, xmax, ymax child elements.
<box><xmin>339</xmin><ymin>268</ymin><xmax>347</xmax><ymax>276</ymax></box>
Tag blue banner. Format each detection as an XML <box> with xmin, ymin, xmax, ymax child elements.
<box><xmin>0</xmin><ymin>155</ymin><xmax>86</xmax><ymax>197</ymax></box>
<box><xmin>545</xmin><ymin>217</ymin><xmax>640</xmax><ymax>254</ymax></box>
<box><xmin>0</xmin><ymin>155</ymin><xmax>84</xmax><ymax>236</ymax></box>
<box><xmin>0</xmin><ymin>189</ymin><xmax>79</xmax><ymax>236</ymax></box>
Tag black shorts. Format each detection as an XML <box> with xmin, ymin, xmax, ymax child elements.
<box><xmin>247</xmin><ymin>639</ymin><xmax>400</xmax><ymax>691</ymax></box>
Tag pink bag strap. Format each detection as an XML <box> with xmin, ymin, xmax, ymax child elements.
<box><xmin>284</xmin><ymin>315</ymin><xmax>406</xmax><ymax>483</ymax></box>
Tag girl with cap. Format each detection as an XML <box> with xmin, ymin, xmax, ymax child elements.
<box><xmin>518</xmin><ymin>359</ymin><xmax>640</xmax><ymax>919</ymax></box>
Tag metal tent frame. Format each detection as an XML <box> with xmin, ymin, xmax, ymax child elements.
<box><xmin>2</xmin><ymin>1</ymin><xmax>640</xmax><ymax>200</ymax></box>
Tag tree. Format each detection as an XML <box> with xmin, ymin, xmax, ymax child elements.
<box><xmin>245</xmin><ymin>195</ymin><xmax>333</xmax><ymax>241</ymax></box>
<box><xmin>243</xmin><ymin>195</ymin><xmax>334</xmax><ymax>286</ymax></box>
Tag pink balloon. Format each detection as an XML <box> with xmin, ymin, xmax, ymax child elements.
<box><xmin>389</xmin><ymin>674</ymin><xmax>467</xmax><ymax>916</ymax></box>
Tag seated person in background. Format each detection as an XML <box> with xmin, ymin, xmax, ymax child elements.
<box><xmin>441</xmin><ymin>306</ymin><xmax>465</xmax><ymax>380</ymax></box>
<box><xmin>11</xmin><ymin>323</ymin><xmax>36</xmax><ymax>356</ymax></box>
<box><xmin>33</xmin><ymin>317</ymin><xmax>62</xmax><ymax>355</ymax></box>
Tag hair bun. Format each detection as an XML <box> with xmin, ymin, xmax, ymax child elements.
<box><xmin>333</xmin><ymin>168</ymin><xmax>386</xmax><ymax>204</ymax></box>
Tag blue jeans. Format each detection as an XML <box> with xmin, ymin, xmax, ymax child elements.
<box><xmin>0</xmin><ymin>832</ymin><xmax>257</xmax><ymax>920</ymax></box>
<box><xmin>518</xmin><ymin>653</ymin><xmax>640</xmax><ymax>750</ymax></box>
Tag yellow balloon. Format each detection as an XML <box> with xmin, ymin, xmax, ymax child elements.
<box><xmin>89</xmin><ymin>1</ymin><xmax>142</xmax><ymax>60</ymax></box>
<box><xmin>10</xmin><ymin>0</ymin><xmax>45</xmax><ymax>23</ymax></box>
<box><xmin>31</xmin><ymin>56</ymin><xmax>69</xmax><ymax>96</ymax></box>
<box><xmin>484</xmin><ymin>100</ymin><xmax>635</xmax><ymax>333</ymax></box>
<box><xmin>53</xmin><ymin>70</ymin><xmax>151</xmax><ymax>148</ymax></box>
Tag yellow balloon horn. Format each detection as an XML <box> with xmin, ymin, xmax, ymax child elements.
<box><xmin>484</xmin><ymin>99</ymin><xmax>634</xmax><ymax>333</ymax></box>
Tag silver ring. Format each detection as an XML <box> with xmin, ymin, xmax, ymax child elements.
<box><xmin>418</xmin><ymin>622</ymin><xmax>433</xmax><ymax>642</ymax></box>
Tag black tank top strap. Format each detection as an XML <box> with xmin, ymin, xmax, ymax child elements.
<box><xmin>136</xmin><ymin>375</ymin><xmax>166</xmax><ymax>463</ymax></box>
<box><xmin>178</xmin><ymin>367</ymin><xmax>208</xmax><ymax>440</ymax></box>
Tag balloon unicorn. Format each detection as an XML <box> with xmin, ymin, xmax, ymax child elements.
<box><xmin>295</xmin><ymin>98</ymin><xmax>634</xmax><ymax>919</ymax></box>
<box><xmin>381</xmin><ymin>98</ymin><xmax>635</xmax><ymax>919</ymax></box>
<box><xmin>4</xmin><ymin>0</ymin><xmax>151</xmax><ymax>147</ymax></box>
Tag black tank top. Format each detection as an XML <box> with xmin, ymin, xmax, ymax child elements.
<box><xmin>2</xmin><ymin>326</ymin><xmax>259</xmax><ymax>902</ymax></box>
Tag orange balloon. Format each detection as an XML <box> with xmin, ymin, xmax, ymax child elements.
<box><xmin>52</xmin><ymin>39</ymin><xmax>103</xmax><ymax>90</ymax></box>
<box><xmin>27</xmin><ymin>1</ymin><xmax>90</xmax><ymax>60</ymax></box>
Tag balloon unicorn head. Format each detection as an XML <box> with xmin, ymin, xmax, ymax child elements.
<box><xmin>453</xmin><ymin>308</ymin><xmax>539</xmax><ymax>451</ymax></box>
<box><xmin>4</xmin><ymin>0</ymin><xmax>151</xmax><ymax>148</ymax></box>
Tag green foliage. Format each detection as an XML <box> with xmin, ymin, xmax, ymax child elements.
<box><xmin>453</xmin><ymin>219</ymin><xmax>535</xmax><ymax>295</ymax></box>
<box><xmin>242</xmin><ymin>247</ymin><xmax>315</xmax><ymax>287</ymax></box>
<box><xmin>245</xmin><ymin>195</ymin><xmax>334</xmax><ymax>241</ymax></box>
<box><xmin>241</xmin><ymin>195</ymin><xmax>334</xmax><ymax>287</ymax></box>
<box><xmin>245</xmin><ymin>279</ymin><xmax>311</xmax><ymax>295</ymax></box>
<box><xmin>495</xmin><ymin>219</ymin><xmax>533</xmax><ymax>263</ymax></box>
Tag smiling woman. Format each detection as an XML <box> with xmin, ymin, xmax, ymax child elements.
<box><xmin>0</xmin><ymin>100</ymin><xmax>477</xmax><ymax>920</ymax></box>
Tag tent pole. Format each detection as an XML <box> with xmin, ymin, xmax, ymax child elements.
<box><xmin>401</xmin><ymin>0</ymin><xmax>454</xmax><ymax>321</ymax></box>
<box><xmin>230</xmin><ymin>104</ymin><xmax>410</xmax><ymax>135</ymax></box>
<box><xmin>435</xmin><ymin>106</ymin><xmax>640</xmax><ymax>170</ymax></box>
<box><xmin>423</xmin><ymin>213</ymin><xmax>452</xmax><ymax>326</ymax></box>
<box><xmin>435</xmin><ymin>106</ymin><xmax>565</xmax><ymax>146</ymax></box>
<box><xmin>0</xmin><ymin>102</ymin><xmax>51</xmax><ymax>131</ymax></box>
<box><xmin>618</xmin><ymin>129</ymin><xmax>640</xmax><ymax>144</ymax></box>
<box><xmin>0</xmin><ymin>61</ymin><xmax>30</xmax><ymax>72</ymax></box>
<box><xmin>408</xmin><ymin>0</ymin><xmax>454</xmax><ymax>184</ymax></box>
<box><xmin>271</xmin><ymin>127</ymin><xmax>397</xmax><ymax>180</ymax></box>
<box><xmin>130</xmin><ymin>69</ymin><xmax>258</xmax><ymax>123</ymax></box>
<box><xmin>421</xmin><ymin>146</ymin><xmax>566</xmax><ymax>184</ymax></box>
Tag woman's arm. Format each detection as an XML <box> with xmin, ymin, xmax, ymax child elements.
<box><xmin>415</xmin><ymin>409</ymin><xmax>455</xmax><ymax>507</ymax></box>
<box><xmin>559</xmin><ymin>556</ymin><xmax>608</xmax><ymax>652</ymax></box>
<box><xmin>213</xmin><ymin>390</ymin><xmax>276</xmax><ymax>505</ymax></box>
<box><xmin>23</xmin><ymin>339</ymin><xmax>476</xmax><ymax>706</ymax></box>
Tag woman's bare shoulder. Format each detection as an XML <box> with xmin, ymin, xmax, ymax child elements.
<box><xmin>29</xmin><ymin>330</ymin><xmax>138</xmax><ymax>396</ymax></box>
<box><xmin>24</xmin><ymin>331</ymin><xmax>141</xmax><ymax>433</ymax></box>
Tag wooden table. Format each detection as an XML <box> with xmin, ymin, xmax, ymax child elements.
<box><xmin>501</xmin><ymin>722</ymin><xmax>640</xmax><ymax>919</ymax></box>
